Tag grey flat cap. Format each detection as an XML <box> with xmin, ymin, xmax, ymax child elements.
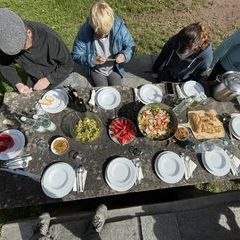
<box><xmin>0</xmin><ymin>8</ymin><xmax>26</xmax><ymax>55</ymax></box>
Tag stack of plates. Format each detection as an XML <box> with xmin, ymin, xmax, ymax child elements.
<box><xmin>229</xmin><ymin>116</ymin><xmax>240</xmax><ymax>140</ymax></box>
<box><xmin>95</xmin><ymin>87</ymin><xmax>121</xmax><ymax>110</ymax></box>
<box><xmin>40</xmin><ymin>89</ymin><xmax>69</xmax><ymax>113</ymax></box>
<box><xmin>0</xmin><ymin>129</ymin><xmax>25</xmax><ymax>160</ymax></box>
<box><xmin>138</xmin><ymin>84</ymin><xmax>163</xmax><ymax>104</ymax></box>
<box><xmin>41</xmin><ymin>162</ymin><xmax>75</xmax><ymax>198</ymax></box>
<box><xmin>201</xmin><ymin>147</ymin><xmax>231</xmax><ymax>176</ymax></box>
<box><xmin>154</xmin><ymin>151</ymin><xmax>185</xmax><ymax>184</ymax></box>
<box><xmin>105</xmin><ymin>157</ymin><xmax>136</xmax><ymax>192</ymax></box>
<box><xmin>181</xmin><ymin>80</ymin><xmax>205</xmax><ymax>98</ymax></box>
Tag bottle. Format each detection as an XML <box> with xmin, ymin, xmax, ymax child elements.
<box><xmin>21</xmin><ymin>116</ymin><xmax>46</xmax><ymax>133</ymax></box>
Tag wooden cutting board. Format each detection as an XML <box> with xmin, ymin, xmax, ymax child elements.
<box><xmin>179</xmin><ymin>109</ymin><xmax>225</xmax><ymax>140</ymax></box>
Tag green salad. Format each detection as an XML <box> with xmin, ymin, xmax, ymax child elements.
<box><xmin>73</xmin><ymin>117</ymin><xmax>100</xmax><ymax>142</ymax></box>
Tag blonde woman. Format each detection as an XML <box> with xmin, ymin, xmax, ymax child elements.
<box><xmin>72</xmin><ymin>0</ymin><xmax>135</xmax><ymax>86</ymax></box>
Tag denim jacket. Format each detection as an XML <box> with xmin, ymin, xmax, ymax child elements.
<box><xmin>72</xmin><ymin>16</ymin><xmax>135</xmax><ymax>77</ymax></box>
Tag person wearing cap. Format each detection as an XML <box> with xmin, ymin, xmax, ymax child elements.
<box><xmin>72</xmin><ymin>0</ymin><xmax>135</xmax><ymax>87</ymax></box>
<box><xmin>0</xmin><ymin>8</ymin><xmax>74</xmax><ymax>94</ymax></box>
<box><xmin>152</xmin><ymin>22</ymin><xmax>213</xmax><ymax>82</ymax></box>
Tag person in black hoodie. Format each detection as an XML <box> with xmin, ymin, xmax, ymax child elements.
<box><xmin>0</xmin><ymin>8</ymin><xmax>74</xmax><ymax>94</ymax></box>
<box><xmin>152</xmin><ymin>22</ymin><xmax>213</xmax><ymax>82</ymax></box>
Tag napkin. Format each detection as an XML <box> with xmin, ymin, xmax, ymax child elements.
<box><xmin>175</xmin><ymin>85</ymin><xmax>186</xmax><ymax>99</ymax></box>
<box><xmin>183</xmin><ymin>156</ymin><xmax>197</xmax><ymax>180</ymax></box>
<box><xmin>81</xmin><ymin>169</ymin><xmax>87</xmax><ymax>192</ymax></box>
<box><xmin>138</xmin><ymin>166</ymin><xmax>144</xmax><ymax>182</ymax></box>
<box><xmin>73</xmin><ymin>169</ymin><xmax>87</xmax><ymax>192</ymax></box>
<box><xmin>88</xmin><ymin>89</ymin><xmax>96</xmax><ymax>106</ymax></box>
<box><xmin>226</xmin><ymin>150</ymin><xmax>240</xmax><ymax>176</ymax></box>
<box><xmin>133</xmin><ymin>88</ymin><xmax>140</xmax><ymax>102</ymax></box>
<box><xmin>132</xmin><ymin>158</ymin><xmax>144</xmax><ymax>184</ymax></box>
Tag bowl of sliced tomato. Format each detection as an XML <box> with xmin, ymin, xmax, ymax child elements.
<box><xmin>108</xmin><ymin>117</ymin><xmax>137</xmax><ymax>145</ymax></box>
<box><xmin>137</xmin><ymin>103</ymin><xmax>178</xmax><ymax>141</ymax></box>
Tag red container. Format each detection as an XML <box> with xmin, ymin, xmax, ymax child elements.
<box><xmin>0</xmin><ymin>134</ymin><xmax>14</xmax><ymax>152</ymax></box>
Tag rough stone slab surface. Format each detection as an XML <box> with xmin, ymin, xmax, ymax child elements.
<box><xmin>140</xmin><ymin>214</ymin><xmax>181</xmax><ymax>240</ymax></box>
<box><xmin>177</xmin><ymin>202</ymin><xmax>240</xmax><ymax>240</ymax></box>
<box><xmin>2</xmin><ymin>192</ymin><xmax>240</xmax><ymax>240</ymax></box>
<box><xmin>0</xmin><ymin>219</ymin><xmax>37</xmax><ymax>240</ymax></box>
<box><xmin>100</xmin><ymin>218</ymin><xmax>140</xmax><ymax>240</ymax></box>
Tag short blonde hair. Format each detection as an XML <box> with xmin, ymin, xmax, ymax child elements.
<box><xmin>90</xmin><ymin>0</ymin><xmax>114</xmax><ymax>36</ymax></box>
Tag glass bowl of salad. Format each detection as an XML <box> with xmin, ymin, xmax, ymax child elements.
<box><xmin>69</xmin><ymin>112</ymin><xmax>102</xmax><ymax>143</ymax></box>
<box><xmin>137</xmin><ymin>103</ymin><xmax>178</xmax><ymax>141</ymax></box>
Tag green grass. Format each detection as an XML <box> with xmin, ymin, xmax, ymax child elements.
<box><xmin>0</xmin><ymin>0</ymin><xmax>212</xmax><ymax>97</ymax></box>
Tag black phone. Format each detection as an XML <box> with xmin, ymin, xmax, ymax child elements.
<box><xmin>166</xmin><ymin>82</ymin><xmax>174</xmax><ymax>95</ymax></box>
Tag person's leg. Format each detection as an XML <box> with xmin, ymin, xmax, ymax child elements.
<box><xmin>108</xmin><ymin>71</ymin><xmax>122</xmax><ymax>86</ymax></box>
<box><xmin>30</xmin><ymin>213</ymin><xmax>51</xmax><ymax>240</ymax></box>
<box><xmin>53</xmin><ymin>72</ymin><xmax>93</xmax><ymax>90</ymax></box>
<box><xmin>90</xmin><ymin>70</ymin><xmax>108</xmax><ymax>87</ymax></box>
<box><xmin>82</xmin><ymin>204</ymin><xmax>108</xmax><ymax>240</ymax></box>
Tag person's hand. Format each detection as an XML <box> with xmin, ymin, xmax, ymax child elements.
<box><xmin>15</xmin><ymin>83</ymin><xmax>32</xmax><ymax>95</ymax></box>
<box><xmin>115</xmin><ymin>53</ymin><xmax>125</xmax><ymax>64</ymax></box>
<box><xmin>95</xmin><ymin>56</ymin><xmax>106</xmax><ymax>65</ymax></box>
<box><xmin>151</xmin><ymin>73</ymin><xmax>159</xmax><ymax>79</ymax></box>
<box><xmin>33</xmin><ymin>77</ymin><xmax>50</xmax><ymax>91</ymax></box>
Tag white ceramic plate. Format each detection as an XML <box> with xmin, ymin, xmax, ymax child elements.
<box><xmin>0</xmin><ymin>129</ymin><xmax>25</xmax><ymax>160</ymax></box>
<box><xmin>41</xmin><ymin>162</ymin><xmax>75</xmax><ymax>198</ymax></box>
<box><xmin>155</xmin><ymin>151</ymin><xmax>184</xmax><ymax>184</ymax></box>
<box><xmin>40</xmin><ymin>89</ymin><xmax>69</xmax><ymax>113</ymax></box>
<box><xmin>229</xmin><ymin>125</ymin><xmax>240</xmax><ymax>140</ymax></box>
<box><xmin>96</xmin><ymin>87</ymin><xmax>121</xmax><ymax>110</ymax></box>
<box><xmin>201</xmin><ymin>147</ymin><xmax>231</xmax><ymax>176</ymax></box>
<box><xmin>229</xmin><ymin>116</ymin><xmax>240</xmax><ymax>137</ymax></box>
<box><xmin>105</xmin><ymin>157</ymin><xmax>136</xmax><ymax>192</ymax></box>
<box><xmin>139</xmin><ymin>84</ymin><xmax>163</xmax><ymax>104</ymax></box>
<box><xmin>181</xmin><ymin>80</ymin><xmax>205</xmax><ymax>98</ymax></box>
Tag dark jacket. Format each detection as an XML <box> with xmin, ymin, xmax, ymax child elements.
<box><xmin>72</xmin><ymin>16</ymin><xmax>135</xmax><ymax>77</ymax></box>
<box><xmin>152</xmin><ymin>34</ymin><xmax>213</xmax><ymax>82</ymax></box>
<box><xmin>0</xmin><ymin>21</ymin><xmax>74</xmax><ymax>88</ymax></box>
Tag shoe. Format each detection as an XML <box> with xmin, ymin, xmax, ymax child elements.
<box><xmin>92</xmin><ymin>204</ymin><xmax>107</xmax><ymax>233</ymax></box>
<box><xmin>35</xmin><ymin>213</ymin><xmax>51</xmax><ymax>236</ymax></box>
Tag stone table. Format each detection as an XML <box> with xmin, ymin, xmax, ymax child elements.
<box><xmin>0</xmin><ymin>86</ymin><xmax>240</xmax><ymax>209</ymax></box>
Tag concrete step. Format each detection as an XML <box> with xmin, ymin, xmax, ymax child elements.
<box><xmin>2</xmin><ymin>191</ymin><xmax>240</xmax><ymax>240</ymax></box>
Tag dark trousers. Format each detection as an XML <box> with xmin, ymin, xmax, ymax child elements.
<box><xmin>90</xmin><ymin>70</ymin><xmax>122</xmax><ymax>87</ymax></box>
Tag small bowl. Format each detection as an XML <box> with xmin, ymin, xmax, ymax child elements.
<box><xmin>51</xmin><ymin>137</ymin><xmax>69</xmax><ymax>155</ymax></box>
<box><xmin>174</xmin><ymin>126</ymin><xmax>190</xmax><ymax>142</ymax></box>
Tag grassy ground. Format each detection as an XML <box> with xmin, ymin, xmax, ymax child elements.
<box><xmin>0</xmin><ymin>0</ymin><xmax>224</xmax><ymax>99</ymax></box>
<box><xmin>0</xmin><ymin>0</ymin><xmax>239</xmax><ymax>233</ymax></box>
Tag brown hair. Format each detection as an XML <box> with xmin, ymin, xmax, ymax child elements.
<box><xmin>178</xmin><ymin>22</ymin><xmax>211</xmax><ymax>53</ymax></box>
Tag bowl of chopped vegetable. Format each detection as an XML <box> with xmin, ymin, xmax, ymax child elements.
<box><xmin>137</xmin><ymin>103</ymin><xmax>178</xmax><ymax>141</ymax></box>
<box><xmin>70</xmin><ymin>112</ymin><xmax>102</xmax><ymax>143</ymax></box>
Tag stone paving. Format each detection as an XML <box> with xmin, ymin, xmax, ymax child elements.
<box><xmin>2</xmin><ymin>191</ymin><xmax>240</xmax><ymax>240</ymax></box>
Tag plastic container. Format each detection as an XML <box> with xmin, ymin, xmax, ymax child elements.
<box><xmin>190</xmin><ymin>139</ymin><xmax>231</xmax><ymax>153</ymax></box>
